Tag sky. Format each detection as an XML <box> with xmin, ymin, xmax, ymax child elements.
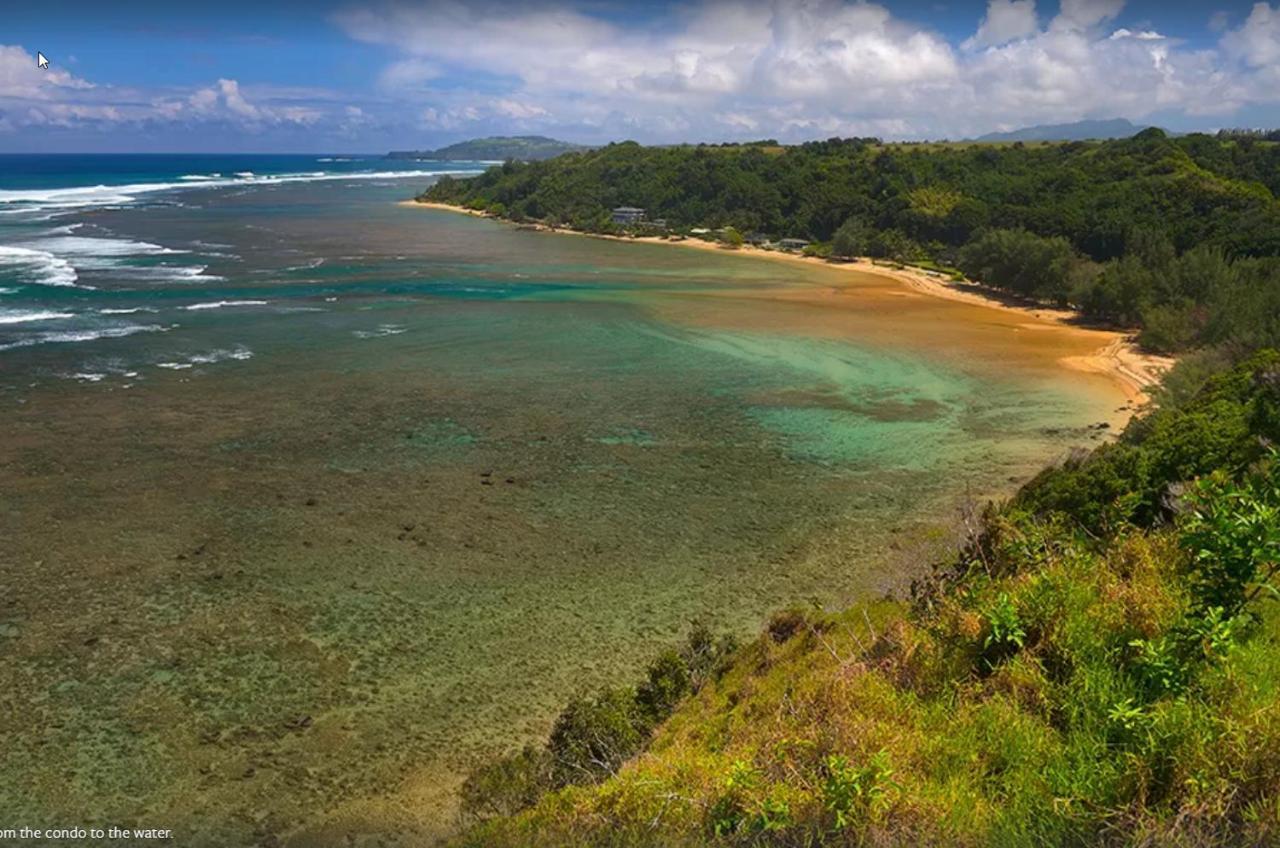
<box><xmin>1</xmin><ymin>0</ymin><xmax>1279</xmax><ymax>152</ymax></box>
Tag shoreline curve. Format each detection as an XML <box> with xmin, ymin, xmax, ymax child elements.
<box><xmin>402</xmin><ymin>200</ymin><xmax>1174</xmax><ymax>406</ymax></box>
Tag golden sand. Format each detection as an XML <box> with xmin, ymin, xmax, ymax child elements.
<box><xmin>403</xmin><ymin>200</ymin><xmax>1173</xmax><ymax>406</ymax></box>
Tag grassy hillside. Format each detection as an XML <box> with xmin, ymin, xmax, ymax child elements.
<box><xmin>448</xmin><ymin>352</ymin><xmax>1280</xmax><ymax>847</ymax></box>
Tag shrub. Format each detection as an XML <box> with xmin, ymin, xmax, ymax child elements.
<box><xmin>1015</xmin><ymin>353</ymin><xmax>1280</xmax><ymax>534</ymax></box>
<box><xmin>707</xmin><ymin>760</ymin><xmax>759</xmax><ymax>836</ymax></box>
<box><xmin>822</xmin><ymin>752</ymin><xmax>896</xmax><ymax>831</ymax></box>
<box><xmin>681</xmin><ymin>621</ymin><xmax>737</xmax><ymax>690</ymax></box>
<box><xmin>457</xmin><ymin>745</ymin><xmax>553</xmax><ymax>823</ymax></box>
<box><xmin>980</xmin><ymin>591</ymin><xmax>1027</xmax><ymax>669</ymax></box>
<box><xmin>766</xmin><ymin>607</ymin><xmax>808</xmax><ymax>643</ymax></box>
<box><xmin>751</xmin><ymin>794</ymin><xmax>793</xmax><ymax>833</ymax></box>
<box><xmin>1179</xmin><ymin>455</ymin><xmax>1280</xmax><ymax>618</ymax></box>
<box><xmin>459</xmin><ymin>622</ymin><xmax>738</xmax><ymax>817</ymax></box>
<box><xmin>1140</xmin><ymin>302</ymin><xmax>1203</xmax><ymax>353</ymax></box>
<box><xmin>634</xmin><ymin>650</ymin><xmax>691</xmax><ymax>726</ymax></box>
<box><xmin>548</xmin><ymin>687</ymin><xmax>646</xmax><ymax>785</ymax></box>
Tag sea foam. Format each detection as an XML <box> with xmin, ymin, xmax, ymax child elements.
<box><xmin>0</xmin><ymin>324</ymin><xmax>168</xmax><ymax>352</ymax></box>
<box><xmin>0</xmin><ymin>244</ymin><xmax>79</xmax><ymax>287</ymax></box>
<box><xmin>182</xmin><ymin>300</ymin><xmax>269</xmax><ymax>311</ymax></box>
<box><xmin>156</xmin><ymin>345</ymin><xmax>253</xmax><ymax>369</ymax></box>
<box><xmin>27</xmin><ymin>236</ymin><xmax>184</xmax><ymax>257</ymax></box>
<box><xmin>353</xmin><ymin>324</ymin><xmax>408</xmax><ymax>339</ymax></box>
<box><xmin>0</xmin><ymin>168</ymin><xmax>484</xmax><ymax>216</ymax></box>
<box><xmin>0</xmin><ymin>309</ymin><xmax>74</xmax><ymax>325</ymax></box>
<box><xmin>122</xmin><ymin>265</ymin><xmax>226</xmax><ymax>283</ymax></box>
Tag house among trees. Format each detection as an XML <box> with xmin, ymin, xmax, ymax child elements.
<box><xmin>611</xmin><ymin>206</ymin><xmax>646</xmax><ymax>225</ymax></box>
<box><xmin>780</xmin><ymin>238</ymin><xmax>810</xmax><ymax>251</ymax></box>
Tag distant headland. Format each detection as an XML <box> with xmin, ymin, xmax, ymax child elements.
<box><xmin>387</xmin><ymin>135</ymin><xmax>589</xmax><ymax>162</ymax></box>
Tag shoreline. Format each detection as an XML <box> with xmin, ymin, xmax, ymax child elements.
<box><xmin>404</xmin><ymin>200</ymin><xmax>1174</xmax><ymax>406</ymax></box>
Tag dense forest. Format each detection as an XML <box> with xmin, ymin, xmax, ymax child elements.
<box><xmin>423</xmin><ymin>130</ymin><xmax>1280</xmax><ymax>355</ymax></box>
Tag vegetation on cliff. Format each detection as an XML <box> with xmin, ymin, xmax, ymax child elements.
<box><xmin>449</xmin><ymin>350</ymin><xmax>1280</xmax><ymax>847</ymax></box>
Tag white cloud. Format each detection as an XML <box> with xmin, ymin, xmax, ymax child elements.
<box><xmin>379</xmin><ymin>58</ymin><xmax>442</xmax><ymax>89</ymax></box>
<box><xmin>965</xmin><ymin>0</ymin><xmax>1039</xmax><ymax>49</ymax></box>
<box><xmin>1221</xmin><ymin>2</ymin><xmax>1280</xmax><ymax>68</ymax></box>
<box><xmin>179</xmin><ymin>78</ymin><xmax>321</xmax><ymax>126</ymax></box>
<box><xmin>4</xmin><ymin>2</ymin><xmax>1280</xmax><ymax>147</ymax></box>
<box><xmin>491</xmin><ymin>98</ymin><xmax>549</xmax><ymax>119</ymax></box>
<box><xmin>0</xmin><ymin>47</ymin><xmax>332</xmax><ymax>138</ymax></box>
<box><xmin>217</xmin><ymin>79</ymin><xmax>260</xmax><ymax>120</ymax></box>
<box><xmin>1051</xmin><ymin>0</ymin><xmax>1127</xmax><ymax>32</ymax></box>
<box><xmin>0</xmin><ymin>45</ymin><xmax>94</xmax><ymax>98</ymax></box>
<box><xmin>1110</xmin><ymin>28</ymin><xmax>1164</xmax><ymax>41</ymax></box>
<box><xmin>331</xmin><ymin>0</ymin><xmax>1277</xmax><ymax>142</ymax></box>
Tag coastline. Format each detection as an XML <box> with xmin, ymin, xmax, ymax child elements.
<box><xmin>404</xmin><ymin>200</ymin><xmax>1173</xmax><ymax>406</ymax></box>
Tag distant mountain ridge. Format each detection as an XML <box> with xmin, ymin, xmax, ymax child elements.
<box><xmin>387</xmin><ymin>136</ymin><xmax>588</xmax><ymax>162</ymax></box>
<box><xmin>973</xmin><ymin>118</ymin><xmax>1160</xmax><ymax>142</ymax></box>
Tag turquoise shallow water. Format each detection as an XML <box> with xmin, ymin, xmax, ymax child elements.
<box><xmin>0</xmin><ymin>157</ymin><xmax>1125</xmax><ymax>846</ymax></box>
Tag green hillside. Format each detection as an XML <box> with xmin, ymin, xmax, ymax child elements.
<box><xmin>452</xmin><ymin>351</ymin><xmax>1280</xmax><ymax>847</ymax></box>
<box><xmin>388</xmin><ymin>135</ymin><xmax>587</xmax><ymax>162</ymax></box>
<box><xmin>423</xmin><ymin>131</ymin><xmax>1280</xmax><ymax>355</ymax></box>
<box><xmin>972</xmin><ymin>118</ymin><xmax>1152</xmax><ymax>143</ymax></box>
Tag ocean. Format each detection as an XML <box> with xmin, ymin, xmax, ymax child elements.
<box><xmin>0</xmin><ymin>154</ymin><xmax>490</xmax><ymax>362</ymax></box>
<box><xmin>0</xmin><ymin>154</ymin><xmax>1127</xmax><ymax>845</ymax></box>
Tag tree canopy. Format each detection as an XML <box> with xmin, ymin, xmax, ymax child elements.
<box><xmin>423</xmin><ymin>131</ymin><xmax>1280</xmax><ymax>355</ymax></box>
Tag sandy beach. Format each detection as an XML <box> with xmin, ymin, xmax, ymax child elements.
<box><xmin>405</xmin><ymin>200</ymin><xmax>1173</xmax><ymax>406</ymax></box>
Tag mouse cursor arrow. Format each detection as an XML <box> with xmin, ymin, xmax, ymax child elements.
<box><xmin>37</xmin><ymin>52</ymin><xmax>49</xmax><ymax>70</ymax></box>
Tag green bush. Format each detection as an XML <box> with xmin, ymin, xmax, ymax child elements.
<box><xmin>458</xmin><ymin>745</ymin><xmax>553</xmax><ymax>823</ymax></box>
<box><xmin>981</xmin><ymin>591</ymin><xmax>1026</xmax><ymax>669</ymax></box>
<box><xmin>1139</xmin><ymin>302</ymin><xmax>1202</xmax><ymax>353</ymax></box>
<box><xmin>1179</xmin><ymin>455</ymin><xmax>1280</xmax><ymax>617</ymax></box>
<box><xmin>548</xmin><ymin>687</ymin><xmax>646</xmax><ymax>785</ymax></box>
<box><xmin>634</xmin><ymin>649</ymin><xmax>691</xmax><ymax>725</ymax></box>
<box><xmin>681</xmin><ymin>620</ymin><xmax>737</xmax><ymax>690</ymax></box>
<box><xmin>720</xmin><ymin>226</ymin><xmax>744</xmax><ymax>248</ymax></box>
<box><xmin>821</xmin><ymin>752</ymin><xmax>896</xmax><ymax>831</ymax></box>
<box><xmin>707</xmin><ymin>760</ymin><xmax>759</xmax><ymax>837</ymax></box>
<box><xmin>1015</xmin><ymin>352</ymin><xmax>1280</xmax><ymax>534</ymax></box>
<box><xmin>457</xmin><ymin>622</ymin><xmax>737</xmax><ymax>822</ymax></box>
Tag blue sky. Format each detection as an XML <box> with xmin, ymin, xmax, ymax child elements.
<box><xmin>1</xmin><ymin>0</ymin><xmax>1278</xmax><ymax>152</ymax></box>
